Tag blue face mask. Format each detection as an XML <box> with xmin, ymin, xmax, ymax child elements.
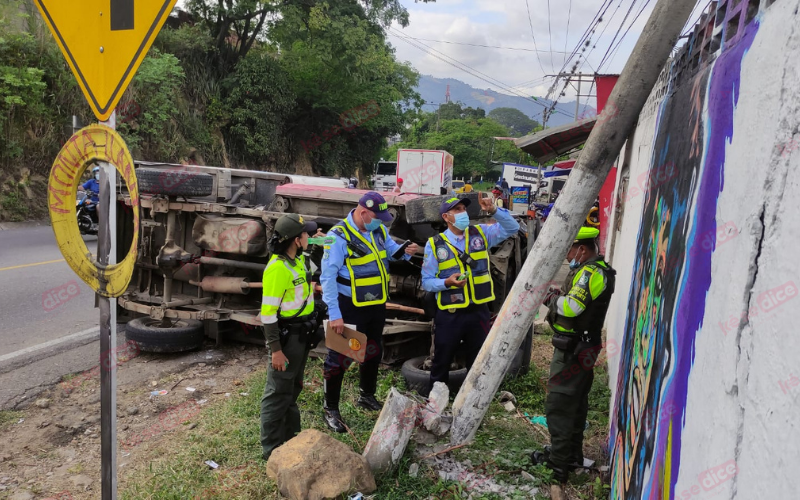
<box><xmin>569</xmin><ymin>248</ymin><xmax>585</xmax><ymax>269</ymax></box>
<box><xmin>451</xmin><ymin>212</ymin><xmax>470</xmax><ymax>231</ymax></box>
<box><xmin>365</xmin><ymin>217</ymin><xmax>382</xmax><ymax>232</ymax></box>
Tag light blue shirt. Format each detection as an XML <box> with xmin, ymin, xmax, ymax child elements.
<box><xmin>321</xmin><ymin>210</ymin><xmax>411</xmax><ymax>321</ymax></box>
<box><xmin>421</xmin><ymin>208</ymin><xmax>520</xmax><ymax>293</ymax></box>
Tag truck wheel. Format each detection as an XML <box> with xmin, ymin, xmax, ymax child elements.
<box><xmin>125</xmin><ymin>317</ymin><xmax>205</xmax><ymax>353</ymax></box>
<box><xmin>136</xmin><ymin>168</ymin><xmax>214</xmax><ymax>197</ymax></box>
<box><xmin>401</xmin><ymin>355</ymin><xmax>467</xmax><ymax>395</ymax></box>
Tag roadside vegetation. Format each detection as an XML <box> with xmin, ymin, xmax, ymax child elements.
<box><xmin>120</xmin><ymin>332</ymin><xmax>612</xmax><ymax>500</ymax></box>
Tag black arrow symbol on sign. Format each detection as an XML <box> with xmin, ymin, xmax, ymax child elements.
<box><xmin>111</xmin><ymin>0</ymin><xmax>134</xmax><ymax>31</ymax></box>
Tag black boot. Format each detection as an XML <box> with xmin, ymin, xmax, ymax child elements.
<box><xmin>323</xmin><ymin>374</ymin><xmax>347</xmax><ymax>433</ymax></box>
<box><xmin>530</xmin><ymin>446</ymin><xmax>569</xmax><ymax>483</ymax></box>
<box><xmin>322</xmin><ymin>406</ymin><xmax>347</xmax><ymax>433</ymax></box>
<box><xmin>356</xmin><ymin>391</ymin><xmax>383</xmax><ymax>411</ymax></box>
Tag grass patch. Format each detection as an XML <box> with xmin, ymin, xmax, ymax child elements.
<box><xmin>0</xmin><ymin>186</ymin><xmax>29</xmax><ymax>222</ymax></box>
<box><xmin>0</xmin><ymin>410</ymin><xmax>23</xmax><ymax>431</ymax></box>
<box><xmin>121</xmin><ymin>353</ymin><xmax>612</xmax><ymax>499</ymax></box>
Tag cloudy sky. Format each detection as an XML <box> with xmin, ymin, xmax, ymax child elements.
<box><xmin>387</xmin><ymin>0</ymin><xmax>707</xmax><ymax>109</ymax></box>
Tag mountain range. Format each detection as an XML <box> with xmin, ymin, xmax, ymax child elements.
<box><xmin>415</xmin><ymin>75</ymin><xmax>594</xmax><ymax>129</ymax></box>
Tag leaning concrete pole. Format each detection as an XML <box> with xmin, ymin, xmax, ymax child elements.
<box><xmin>450</xmin><ymin>0</ymin><xmax>698</xmax><ymax>445</ymax></box>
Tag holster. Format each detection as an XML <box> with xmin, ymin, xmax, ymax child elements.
<box><xmin>551</xmin><ymin>332</ymin><xmax>579</xmax><ymax>352</ymax></box>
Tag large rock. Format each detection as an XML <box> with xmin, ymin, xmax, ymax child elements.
<box><xmin>267</xmin><ymin>429</ymin><xmax>376</xmax><ymax>500</ymax></box>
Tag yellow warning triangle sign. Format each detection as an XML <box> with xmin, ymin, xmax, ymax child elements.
<box><xmin>34</xmin><ymin>0</ymin><xmax>178</xmax><ymax>121</ymax></box>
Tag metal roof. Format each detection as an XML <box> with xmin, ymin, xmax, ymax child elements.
<box><xmin>514</xmin><ymin>116</ymin><xmax>597</xmax><ymax>163</ymax></box>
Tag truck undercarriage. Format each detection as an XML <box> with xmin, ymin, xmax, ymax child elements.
<box><xmin>115</xmin><ymin>163</ymin><xmax>533</xmax><ymax>377</ymax></box>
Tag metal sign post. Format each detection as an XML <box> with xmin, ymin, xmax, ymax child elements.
<box><xmin>34</xmin><ymin>2</ymin><xmax>176</xmax><ymax>497</ymax></box>
<box><xmin>98</xmin><ymin>111</ymin><xmax>118</xmax><ymax>499</ymax></box>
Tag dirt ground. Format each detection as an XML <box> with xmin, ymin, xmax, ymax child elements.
<box><xmin>0</xmin><ymin>341</ymin><xmax>269</xmax><ymax>500</ymax></box>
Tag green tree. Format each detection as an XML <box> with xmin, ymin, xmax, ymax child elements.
<box><xmin>487</xmin><ymin>107</ymin><xmax>540</xmax><ymax>136</ymax></box>
<box><xmin>223</xmin><ymin>49</ymin><xmax>296</xmax><ymax>167</ymax></box>
<box><xmin>271</xmin><ymin>0</ymin><xmax>423</xmax><ymax>176</ymax></box>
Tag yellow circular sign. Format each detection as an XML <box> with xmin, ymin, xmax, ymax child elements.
<box><xmin>349</xmin><ymin>338</ymin><xmax>362</xmax><ymax>351</ymax></box>
<box><xmin>48</xmin><ymin>124</ymin><xmax>139</xmax><ymax>298</ymax></box>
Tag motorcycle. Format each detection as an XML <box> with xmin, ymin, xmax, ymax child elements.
<box><xmin>76</xmin><ymin>192</ymin><xmax>99</xmax><ymax>235</ymax></box>
<box><xmin>530</xmin><ymin>199</ymin><xmax>601</xmax><ymax>228</ymax></box>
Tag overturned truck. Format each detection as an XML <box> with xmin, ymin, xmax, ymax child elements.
<box><xmin>115</xmin><ymin>163</ymin><xmax>534</xmax><ymax>389</ymax></box>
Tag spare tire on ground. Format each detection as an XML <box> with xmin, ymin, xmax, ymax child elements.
<box><xmin>125</xmin><ymin>317</ymin><xmax>205</xmax><ymax>353</ymax></box>
<box><xmin>401</xmin><ymin>355</ymin><xmax>467</xmax><ymax>396</ymax></box>
<box><xmin>404</xmin><ymin>192</ymin><xmax>482</xmax><ymax>224</ymax></box>
<box><xmin>136</xmin><ymin>167</ymin><xmax>214</xmax><ymax>197</ymax></box>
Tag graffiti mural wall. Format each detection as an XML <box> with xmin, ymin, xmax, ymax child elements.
<box><xmin>605</xmin><ymin>0</ymin><xmax>800</xmax><ymax>498</ymax></box>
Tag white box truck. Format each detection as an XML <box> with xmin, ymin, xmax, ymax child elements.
<box><xmin>396</xmin><ymin>149</ymin><xmax>454</xmax><ymax>195</ymax></box>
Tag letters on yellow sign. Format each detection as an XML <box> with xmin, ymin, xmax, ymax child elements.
<box><xmin>47</xmin><ymin>124</ymin><xmax>140</xmax><ymax>298</ymax></box>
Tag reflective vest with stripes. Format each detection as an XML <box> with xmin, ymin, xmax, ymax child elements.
<box><xmin>260</xmin><ymin>254</ymin><xmax>314</xmax><ymax>324</ymax></box>
<box><xmin>330</xmin><ymin>218</ymin><xmax>390</xmax><ymax>307</ymax></box>
<box><xmin>430</xmin><ymin>226</ymin><xmax>494</xmax><ymax>310</ymax></box>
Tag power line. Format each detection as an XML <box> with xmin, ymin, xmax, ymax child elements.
<box><xmin>524</xmin><ymin>0</ymin><xmax>548</xmax><ymax>75</ymax></box>
<box><xmin>385</xmin><ymin>34</ymin><xmax>571</xmax><ymax>54</ymax></box>
<box><xmin>546</xmin><ymin>0</ymin><xmax>555</xmax><ymax>70</ymax></box>
<box><xmin>602</xmin><ymin>0</ymin><xmax>654</xmax><ymax>71</ymax></box>
<box><xmin>598</xmin><ymin>0</ymin><xmax>640</xmax><ymax>70</ymax></box>
<box><xmin>564</xmin><ymin>0</ymin><xmax>573</xmax><ymax>67</ymax></box>
<box><xmin>389</xmin><ymin>28</ymin><xmax>570</xmax><ymax>120</ymax></box>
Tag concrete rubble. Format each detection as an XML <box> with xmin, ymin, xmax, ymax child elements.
<box><xmin>362</xmin><ymin>387</ymin><xmax>418</xmax><ymax>473</ymax></box>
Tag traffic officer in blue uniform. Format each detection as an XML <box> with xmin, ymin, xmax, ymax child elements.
<box><xmin>320</xmin><ymin>191</ymin><xmax>419</xmax><ymax>432</ymax></box>
<box><xmin>531</xmin><ymin>226</ymin><xmax>616</xmax><ymax>483</ymax></box>
<box><xmin>421</xmin><ymin>195</ymin><xmax>519</xmax><ymax>391</ymax></box>
<box><xmin>260</xmin><ymin>214</ymin><xmax>320</xmax><ymax>460</ymax></box>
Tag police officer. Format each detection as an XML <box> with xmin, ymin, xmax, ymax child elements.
<box><xmin>260</xmin><ymin>214</ymin><xmax>320</xmax><ymax>461</ymax></box>
<box><xmin>531</xmin><ymin>227</ymin><xmax>617</xmax><ymax>482</ymax></box>
<box><xmin>421</xmin><ymin>195</ymin><xmax>519</xmax><ymax>391</ymax></box>
<box><xmin>320</xmin><ymin>192</ymin><xmax>419</xmax><ymax>432</ymax></box>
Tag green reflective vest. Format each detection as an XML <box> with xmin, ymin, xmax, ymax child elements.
<box><xmin>261</xmin><ymin>254</ymin><xmax>314</xmax><ymax>324</ymax></box>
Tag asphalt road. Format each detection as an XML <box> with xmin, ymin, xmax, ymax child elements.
<box><xmin>0</xmin><ymin>222</ymin><xmax>122</xmax><ymax>409</ymax></box>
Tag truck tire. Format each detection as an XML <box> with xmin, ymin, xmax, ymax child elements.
<box><xmin>136</xmin><ymin>168</ymin><xmax>214</xmax><ymax>197</ymax></box>
<box><xmin>404</xmin><ymin>193</ymin><xmax>481</xmax><ymax>224</ymax></box>
<box><xmin>401</xmin><ymin>355</ymin><xmax>467</xmax><ymax>395</ymax></box>
<box><xmin>124</xmin><ymin>317</ymin><xmax>205</xmax><ymax>353</ymax></box>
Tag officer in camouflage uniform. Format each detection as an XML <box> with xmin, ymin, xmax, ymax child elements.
<box><xmin>532</xmin><ymin>227</ymin><xmax>616</xmax><ymax>482</ymax></box>
<box><xmin>260</xmin><ymin>214</ymin><xmax>320</xmax><ymax>461</ymax></box>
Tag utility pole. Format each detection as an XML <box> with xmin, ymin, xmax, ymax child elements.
<box><xmin>544</xmin><ymin>72</ymin><xmax>595</xmax><ymax>121</ymax></box>
<box><xmin>450</xmin><ymin>0</ymin><xmax>699</xmax><ymax>446</ymax></box>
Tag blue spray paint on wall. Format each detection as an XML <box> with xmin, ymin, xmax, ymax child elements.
<box><xmin>609</xmin><ymin>20</ymin><xmax>758</xmax><ymax>500</ymax></box>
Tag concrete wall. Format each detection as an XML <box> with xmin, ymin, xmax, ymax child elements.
<box><xmin>604</xmin><ymin>0</ymin><xmax>800</xmax><ymax>498</ymax></box>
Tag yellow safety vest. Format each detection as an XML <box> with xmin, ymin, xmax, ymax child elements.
<box><xmin>429</xmin><ymin>226</ymin><xmax>494</xmax><ymax>310</ymax></box>
<box><xmin>261</xmin><ymin>254</ymin><xmax>314</xmax><ymax>324</ymax></box>
<box><xmin>330</xmin><ymin>218</ymin><xmax>390</xmax><ymax>307</ymax></box>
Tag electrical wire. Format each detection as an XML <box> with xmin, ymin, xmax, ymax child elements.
<box><xmin>385</xmin><ymin>34</ymin><xmax>571</xmax><ymax>54</ymax></box>
<box><xmin>546</xmin><ymin>0</ymin><xmax>555</xmax><ymax>70</ymax></box>
<box><xmin>389</xmin><ymin>28</ymin><xmax>570</xmax><ymax>119</ymax></box>
<box><xmin>563</xmin><ymin>0</ymin><xmax>573</xmax><ymax>67</ymax></box>
<box><xmin>598</xmin><ymin>0</ymin><xmax>641</xmax><ymax>70</ymax></box>
<box><xmin>601</xmin><ymin>0</ymin><xmax>654</xmax><ymax>70</ymax></box>
<box><xmin>524</xmin><ymin>0</ymin><xmax>548</xmax><ymax>75</ymax></box>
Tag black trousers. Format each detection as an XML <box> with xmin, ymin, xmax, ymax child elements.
<box><xmin>323</xmin><ymin>294</ymin><xmax>386</xmax><ymax>408</ymax></box>
<box><xmin>430</xmin><ymin>303</ymin><xmax>491</xmax><ymax>389</ymax></box>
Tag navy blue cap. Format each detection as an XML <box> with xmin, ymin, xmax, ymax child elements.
<box><xmin>359</xmin><ymin>191</ymin><xmax>393</xmax><ymax>222</ymax></box>
<box><xmin>440</xmin><ymin>196</ymin><xmax>471</xmax><ymax>215</ymax></box>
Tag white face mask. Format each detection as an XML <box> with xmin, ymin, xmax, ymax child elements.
<box><xmin>94</xmin><ymin>173</ymin><xmax>100</xmax><ymax>180</ymax></box>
